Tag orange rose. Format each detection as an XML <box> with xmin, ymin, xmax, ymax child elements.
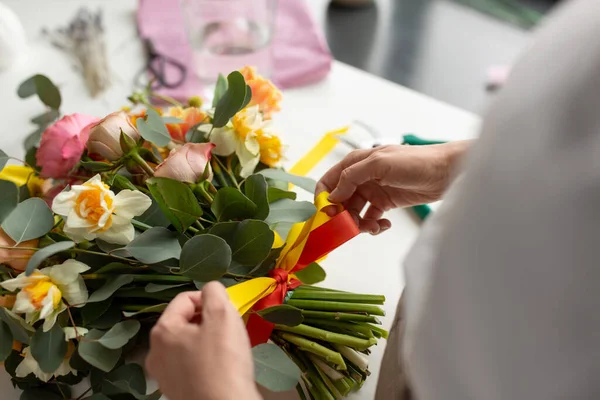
<box><xmin>165</xmin><ymin>107</ymin><xmax>206</xmax><ymax>142</ymax></box>
<box><xmin>239</xmin><ymin>66</ymin><xmax>282</xmax><ymax>119</ymax></box>
<box><xmin>0</xmin><ymin>228</ymin><xmax>38</xmax><ymax>272</ymax></box>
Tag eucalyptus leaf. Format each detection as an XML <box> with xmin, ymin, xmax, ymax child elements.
<box><xmin>212</xmin><ymin>73</ymin><xmax>228</xmax><ymax>107</ymax></box>
<box><xmin>293</xmin><ymin>262</ymin><xmax>326</xmax><ymax>284</ymax></box>
<box><xmin>147</xmin><ymin>177</ymin><xmax>204</xmax><ymax>232</ymax></box>
<box><xmin>81</xmin><ymin>299</ymin><xmax>113</xmax><ymax>325</ymax></box>
<box><xmin>18</xmin><ymin>74</ymin><xmax>62</xmax><ymax>110</ymax></box>
<box><xmin>97</xmin><ymin>320</ymin><xmax>140</xmax><ymax>349</ymax></box>
<box><xmin>125</xmin><ymin>227</ymin><xmax>181</xmax><ymax>264</ymax></box>
<box><xmin>249</xmin><ymin>246</ymin><xmax>283</xmax><ymax>276</ymax></box>
<box><xmin>136</xmin><ymin>108</ymin><xmax>171</xmax><ymax>147</ymax></box>
<box><xmin>244</xmin><ymin>174</ymin><xmax>269</xmax><ymax>220</ymax></box>
<box><xmin>270</xmin><ymin>222</ymin><xmax>294</xmax><ymax>241</ymax></box>
<box><xmin>0</xmin><ymin>320</ymin><xmax>13</xmax><ymax>362</ymax></box>
<box><xmin>102</xmin><ymin>363</ymin><xmax>146</xmax><ymax>396</ymax></box>
<box><xmin>1</xmin><ymin>198</ymin><xmax>54</xmax><ymax>243</ymax></box>
<box><xmin>241</xmin><ymin>84</ymin><xmax>252</xmax><ymax>109</ymax></box>
<box><xmin>267</xmin><ymin>187</ymin><xmax>297</xmax><ymax>203</ymax></box>
<box><xmin>94</xmin><ymin>262</ymin><xmax>133</xmax><ymax>274</ymax></box>
<box><xmin>30</xmin><ymin>110</ymin><xmax>60</xmax><ymax>126</ymax></box>
<box><xmin>20</xmin><ymin>388</ymin><xmax>62</xmax><ymax>400</ymax></box>
<box><xmin>145</xmin><ymin>283</ymin><xmax>189</xmax><ymax>293</ymax></box>
<box><xmin>179</xmin><ymin>234</ymin><xmax>231</xmax><ymax>281</ymax></box>
<box><xmin>137</xmin><ymin>197</ymin><xmax>171</xmax><ymax>228</ymax></box>
<box><xmin>231</xmin><ymin>220</ymin><xmax>274</xmax><ymax>266</ymax></box>
<box><xmin>0</xmin><ymin>149</ymin><xmax>8</xmax><ymax>170</ymax></box>
<box><xmin>211</xmin><ymin>187</ymin><xmax>256</xmax><ymax>221</ymax></box>
<box><xmin>208</xmin><ymin>221</ymin><xmax>240</xmax><ymax>244</ymax></box>
<box><xmin>30</xmin><ymin>324</ymin><xmax>67</xmax><ymax>373</ymax></box>
<box><xmin>78</xmin><ymin>329</ymin><xmax>122</xmax><ymax>372</ymax></box>
<box><xmin>23</xmin><ymin>128</ymin><xmax>44</xmax><ymax>151</ymax></box>
<box><xmin>25</xmin><ymin>241</ymin><xmax>75</xmax><ymax>276</ymax></box>
<box><xmin>122</xmin><ymin>303</ymin><xmax>168</xmax><ymax>317</ymax></box>
<box><xmin>265</xmin><ymin>199</ymin><xmax>316</xmax><ymax>225</ymax></box>
<box><xmin>0</xmin><ymin>307</ymin><xmax>34</xmax><ymax>344</ymax></box>
<box><xmin>161</xmin><ymin>116</ymin><xmax>184</xmax><ymax>124</ymax></box>
<box><xmin>258</xmin><ymin>305</ymin><xmax>303</xmax><ymax>326</ymax></box>
<box><xmin>259</xmin><ymin>169</ymin><xmax>317</xmax><ymax>193</ymax></box>
<box><xmin>81</xmin><ymin>394</ymin><xmax>111</xmax><ymax>400</ymax></box>
<box><xmin>95</xmin><ymin>240</ymin><xmax>130</xmax><ymax>258</ymax></box>
<box><xmin>212</xmin><ymin>71</ymin><xmax>247</xmax><ymax>128</ymax></box>
<box><xmin>88</xmin><ymin>305</ymin><xmax>122</xmax><ymax>329</ymax></box>
<box><xmin>87</xmin><ymin>275</ymin><xmax>134</xmax><ymax>303</ymax></box>
<box><xmin>107</xmin><ymin>381</ymin><xmax>161</xmax><ymax>400</ymax></box>
<box><xmin>0</xmin><ymin>179</ymin><xmax>18</xmax><ymax>224</ymax></box>
<box><xmin>252</xmin><ymin>343</ymin><xmax>301</xmax><ymax>392</ymax></box>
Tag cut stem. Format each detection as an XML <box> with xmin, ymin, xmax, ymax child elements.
<box><xmin>301</xmin><ymin>310</ymin><xmax>381</xmax><ymax>324</ymax></box>
<box><xmin>278</xmin><ymin>332</ymin><xmax>346</xmax><ymax>370</ymax></box>
<box><xmin>303</xmin><ymin>319</ymin><xmax>375</xmax><ymax>338</ymax></box>
<box><xmin>130</xmin><ymin>152</ymin><xmax>155</xmax><ymax>177</ymax></box>
<box><xmin>131</xmin><ymin>219</ymin><xmax>153</xmax><ymax>231</ymax></box>
<box><xmin>275</xmin><ymin>324</ymin><xmax>376</xmax><ymax>351</ymax></box>
<box><xmin>286</xmin><ymin>299</ymin><xmax>385</xmax><ymax>316</ymax></box>
<box><xmin>291</xmin><ymin>290</ymin><xmax>385</xmax><ymax>304</ymax></box>
<box><xmin>367</xmin><ymin>324</ymin><xmax>389</xmax><ymax>339</ymax></box>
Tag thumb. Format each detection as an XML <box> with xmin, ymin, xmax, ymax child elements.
<box><xmin>328</xmin><ymin>158</ymin><xmax>374</xmax><ymax>203</ymax></box>
<box><xmin>201</xmin><ymin>281</ymin><xmax>236</xmax><ymax>325</ymax></box>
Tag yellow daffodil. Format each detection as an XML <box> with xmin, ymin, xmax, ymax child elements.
<box><xmin>203</xmin><ymin>106</ymin><xmax>283</xmax><ymax>177</ymax></box>
<box><xmin>0</xmin><ymin>260</ymin><xmax>90</xmax><ymax>331</ymax></box>
<box><xmin>52</xmin><ymin>175</ymin><xmax>152</xmax><ymax>245</ymax></box>
<box><xmin>15</xmin><ymin>327</ymin><xmax>86</xmax><ymax>382</ymax></box>
<box><xmin>0</xmin><ymin>165</ymin><xmax>47</xmax><ymax>196</ymax></box>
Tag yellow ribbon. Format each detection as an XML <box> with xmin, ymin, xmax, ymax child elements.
<box><xmin>0</xmin><ymin>165</ymin><xmax>46</xmax><ymax>195</ymax></box>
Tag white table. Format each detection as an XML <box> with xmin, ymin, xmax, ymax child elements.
<box><xmin>0</xmin><ymin>1</ymin><xmax>480</xmax><ymax>398</ymax></box>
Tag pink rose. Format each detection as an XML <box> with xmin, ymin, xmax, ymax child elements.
<box><xmin>87</xmin><ymin>111</ymin><xmax>141</xmax><ymax>161</ymax></box>
<box><xmin>155</xmin><ymin>143</ymin><xmax>215</xmax><ymax>183</ymax></box>
<box><xmin>36</xmin><ymin>114</ymin><xmax>100</xmax><ymax>179</ymax></box>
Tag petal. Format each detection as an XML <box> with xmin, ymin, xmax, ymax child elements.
<box><xmin>236</xmin><ymin>138</ymin><xmax>260</xmax><ymax>178</ymax></box>
<box><xmin>209</xmin><ymin>127</ymin><xmax>237</xmax><ymax>156</ymax></box>
<box><xmin>13</xmin><ymin>292</ymin><xmax>36</xmax><ymax>314</ymax></box>
<box><xmin>64</xmin><ymin>327</ymin><xmax>88</xmax><ymax>340</ymax></box>
<box><xmin>113</xmin><ymin>190</ymin><xmax>152</xmax><ymax>219</ymax></box>
<box><xmin>47</xmin><ymin>260</ymin><xmax>91</xmax><ymax>286</ymax></box>
<box><xmin>51</xmin><ymin>191</ymin><xmax>76</xmax><ymax>216</ymax></box>
<box><xmin>0</xmin><ymin>274</ymin><xmax>35</xmax><ymax>292</ymax></box>
<box><xmin>54</xmin><ymin>359</ymin><xmax>75</xmax><ymax>378</ymax></box>
<box><xmin>39</xmin><ymin>289</ymin><xmax>57</xmax><ymax>320</ymax></box>
<box><xmin>60</xmin><ymin>276</ymin><xmax>89</xmax><ymax>307</ymax></box>
<box><xmin>63</xmin><ymin>225</ymin><xmax>96</xmax><ymax>243</ymax></box>
<box><xmin>97</xmin><ymin>215</ymin><xmax>135</xmax><ymax>245</ymax></box>
<box><xmin>15</xmin><ymin>350</ymin><xmax>37</xmax><ymax>378</ymax></box>
<box><xmin>42</xmin><ymin>303</ymin><xmax>66</xmax><ymax>332</ymax></box>
<box><xmin>66</xmin><ymin>209</ymin><xmax>95</xmax><ymax>229</ymax></box>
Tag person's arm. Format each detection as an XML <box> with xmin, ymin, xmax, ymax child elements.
<box><xmin>316</xmin><ymin>140</ymin><xmax>473</xmax><ymax>234</ymax></box>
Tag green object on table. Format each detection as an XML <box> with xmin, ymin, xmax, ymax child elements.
<box><xmin>451</xmin><ymin>0</ymin><xmax>544</xmax><ymax>29</ymax></box>
<box><xmin>402</xmin><ymin>134</ymin><xmax>445</xmax><ymax>221</ymax></box>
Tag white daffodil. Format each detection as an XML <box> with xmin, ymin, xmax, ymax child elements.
<box><xmin>202</xmin><ymin>105</ymin><xmax>272</xmax><ymax>178</ymax></box>
<box><xmin>52</xmin><ymin>174</ymin><xmax>152</xmax><ymax>245</ymax></box>
<box><xmin>16</xmin><ymin>344</ymin><xmax>77</xmax><ymax>382</ymax></box>
<box><xmin>63</xmin><ymin>326</ymin><xmax>88</xmax><ymax>340</ymax></box>
<box><xmin>0</xmin><ymin>260</ymin><xmax>90</xmax><ymax>331</ymax></box>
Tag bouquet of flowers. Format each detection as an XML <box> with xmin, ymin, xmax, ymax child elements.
<box><xmin>0</xmin><ymin>67</ymin><xmax>387</xmax><ymax>400</ymax></box>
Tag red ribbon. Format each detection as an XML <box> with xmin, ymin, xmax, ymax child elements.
<box><xmin>247</xmin><ymin>210</ymin><xmax>359</xmax><ymax>346</ymax></box>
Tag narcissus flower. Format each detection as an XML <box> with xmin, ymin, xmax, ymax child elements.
<box><xmin>52</xmin><ymin>175</ymin><xmax>151</xmax><ymax>245</ymax></box>
<box><xmin>0</xmin><ymin>260</ymin><xmax>90</xmax><ymax>331</ymax></box>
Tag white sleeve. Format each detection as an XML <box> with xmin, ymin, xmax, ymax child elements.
<box><xmin>403</xmin><ymin>1</ymin><xmax>600</xmax><ymax>399</ymax></box>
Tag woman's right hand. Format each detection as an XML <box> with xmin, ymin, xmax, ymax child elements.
<box><xmin>316</xmin><ymin>141</ymin><xmax>471</xmax><ymax>234</ymax></box>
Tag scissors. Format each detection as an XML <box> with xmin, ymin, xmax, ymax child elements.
<box><xmin>135</xmin><ymin>39</ymin><xmax>187</xmax><ymax>90</ymax></box>
<box><xmin>336</xmin><ymin>121</ymin><xmax>448</xmax><ymax>221</ymax></box>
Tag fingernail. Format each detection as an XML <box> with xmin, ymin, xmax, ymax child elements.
<box><xmin>380</xmin><ymin>225</ymin><xmax>390</xmax><ymax>232</ymax></box>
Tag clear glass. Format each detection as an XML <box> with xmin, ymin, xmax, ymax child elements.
<box><xmin>181</xmin><ymin>0</ymin><xmax>276</xmax><ymax>89</ymax></box>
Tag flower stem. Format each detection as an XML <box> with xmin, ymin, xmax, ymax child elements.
<box><xmin>214</xmin><ymin>156</ymin><xmax>240</xmax><ymax>189</ymax></box>
<box><xmin>131</xmin><ymin>219</ymin><xmax>153</xmax><ymax>231</ymax></box>
<box><xmin>304</xmin><ymin>318</ymin><xmax>375</xmax><ymax>338</ymax></box>
<box><xmin>150</xmin><ymin>92</ymin><xmax>183</xmax><ymax>107</ymax></box>
<box><xmin>275</xmin><ymin>324</ymin><xmax>376</xmax><ymax>351</ymax></box>
<box><xmin>301</xmin><ymin>310</ymin><xmax>381</xmax><ymax>324</ymax></box>
<box><xmin>286</xmin><ymin>299</ymin><xmax>385</xmax><ymax>316</ymax></box>
<box><xmin>75</xmin><ymin>387</ymin><xmax>93</xmax><ymax>400</ymax></box>
<box><xmin>291</xmin><ymin>291</ymin><xmax>385</xmax><ymax>305</ymax></box>
<box><xmin>366</xmin><ymin>324</ymin><xmax>389</xmax><ymax>340</ymax></box>
<box><xmin>83</xmin><ymin>274</ymin><xmax>192</xmax><ymax>283</ymax></box>
<box><xmin>70</xmin><ymin>248</ymin><xmax>135</xmax><ymax>264</ymax></box>
<box><xmin>211</xmin><ymin>159</ymin><xmax>231</xmax><ymax>188</ymax></box>
<box><xmin>130</xmin><ymin>152</ymin><xmax>155</xmax><ymax>177</ymax></box>
<box><xmin>277</xmin><ymin>332</ymin><xmax>347</xmax><ymax>370</ymax></box>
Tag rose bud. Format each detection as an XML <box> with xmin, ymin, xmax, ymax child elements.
<box><xmin>87</xmin><ymin>111</ymin><xmax>140</xmax><ymax>161</ymax></box>
<box><xmin>154</xmin><ymin>143</ymin><xmax>215</xmax><ymax>183</ymax></box>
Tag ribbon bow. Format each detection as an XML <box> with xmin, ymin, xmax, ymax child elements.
<box><xmin>227</xmin><ymin>191</ymin><xmax>360</xmax><ymax>346</ymax></box>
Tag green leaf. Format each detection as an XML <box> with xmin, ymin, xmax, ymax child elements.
<box><xmin>18</xmin><ymin>75</ymin><xmax>62</xmax><ymax>109</ymax></box>
<box><xmin>95</xmin><ymin>240</ymin><xmax>130</xmax><ymax>258</ymax></box>
<box><xmin>78</xmin><ymin>329</ymin><xmax>122</xmax><ymax>372</ymax></box>
<box><xmin>241</xmin><ymin>84</ymin><xmax>252</xmax><ymax>109</ymax></box>
<box><xmin>81</xmin><ymin>395</ymin><xmax>111</xmax><ymax>400</ymax></box>
<box><xmin>267</xmin><ymin>187</ymin><xmax>297</xmax><ymax>203</ymax></box>
<box><xmin>97</xmin><ymin>320</ymin><xmax>140</xmax><ymax>350</ymax></box>
<box><xmin>102</xmin><ymin>363</ymin><xmax>146</xmax><ymax>396</ymax></box>
<box><xmin>259</xmin><ymin>169</ymin><xmax>317</xmax><ymax>193</ymax></box>
<box><xmin>30</xmin><ymin>110</ymin><xmax>60</xmax><ymax>126</ymax></box>
<box><xmin>252</xmin><ymin>343</ymin><xmax>301</xmax><ymax>392</ymax></box>
<box><xmin>137</xmin><ymin>197</ymin><xmax>171</xmax><ymax>228</ymax></box>
<box><xmin>81</xmin><ymin>299</ymin><xmax>113</xmax><ymax>325</ymax></box>
<box><xmin>24</xmin><ymin>127</ymin><xmax>44</xmax><ymax>151</ymax></box>
<box><xmin>213</xmin><ymin>71</ymin><xmax>247</xmax><ymax>128</ymax></box>
<box><xmin>136</xmin><ymin>108</ymin><xmax>171</xmax><ymax>147</ymax></box>
<box><xmin>161</xmin><ymin>116</ymin><xmax>184</xmax><ymax>124</ymax></box>
<box><xmin>258</xmin><ymin>305</ymin><xmax>303</xmax><ymax>326</ymax></box>
<box><xmin>87</xmin><ymin>275</ymin><xmax>134</xmax><ymax>303</ymax></box>
<box><xmin>271</xmin><ymin>222</ymin><xmax>294</xmax><ymax>241</ymax></box>
<box><xmin>244</xmin><ymin>174</ymin><xmax>269</xmax><ymax>220</ymax></box>
<box><xmin>265</xmin><ymin>199</ymin><xmax>316</xmax><ymax>225</ymax></box>
<box><xmin>0</xmin><ymin>320</ymin><xmax>13</xmax><ymax>362</ymax></box>
<box><xmin>212</xmin><ymin>73</ymin><xmax>228</xmax><ymax>107</ymax></box>
<box><xmin>30</xmin><ymin>323</ymin><xmax>67</xmax><ymax>373</ymax></box>
<box><xmin>125</xmin><ymin>227</ymin><xmax>181</xmax><ymax>264</ymax></box>
<box><xmin>79</xmin><ymin>160</ymin><xmax>114</xmax><ymax>172</ymax></box>
<box><xmin>145</xmin><ymin>283</ymin><xmax>188</xmax><ymax>293</ymax></box>
<box><xmin>94</xmin><ymin>262</ymin><xmax>134</xmax><ymax>274</ymax></box>
<box><xmin>146</xmin><ymin>177</ymin><xmax>204</xmax><ymax>233</ymax></box>
<box><xmin>20</xmin><ymin>388</ymin><xmax>62</xmax><ymax>400</ymax></box>
<box><xmin>25</xmin><ymin>241</ymin><xmax>75</xmax><ymax>276</ymax></box>
<box><xmin>1</xmin><ymin>198</ymin><xmax>54</xmax><ymax>243</ymax></box>
<box><xmin>211</xmin><ymin>187</ymin><xmax>257</xmax><ymax>222</ymax></box>
<box><xmin>0</xmin><ymin>179</ymin><xmax>18</xmax><ymax>224</ymax></box>
<box><xmin>0</xmin><ymin>149</ymin><xmax>8</xmax><ymax>170</ymax></box>
<box><xmin>293</xmin><ymin>262</ymin><xmax>326</xmax><ymax>285</ymax></box>
<box><xmin>122</xmin><ymin>303</ymin><xmax>168</xmax><ymax>317</ymax></box>
<box><xmin>208</xmin><ymin>221</ymin><xmax>240</xmax><ymax>244</ymax></box>
<box><xmin>179</xmin><ymin>234</ymin><xmax>231</xmax><ymax>281</ymax></box>
<box><xmin>106</xmin><ymin>381</ymin><xmax>161</xmax><ymax>400</ymax></box>
<box><xmin>88</xmin><ymin>305</ymin><xmax>122</xmax><ymax>329</ymax></box>
<box><xmin>249</xmin><ymin>246</ymin><xmax>283</xmax><ymax>276</ymax></box>
<box><xmin>231</xmin><ymin>220</ymin><xmax>274</xmax><ymax>266</ymax></box>
<box><xmin>0</xmin><ymin>307</ymin><xmax>34</xmax><ymax>344</ymax></box>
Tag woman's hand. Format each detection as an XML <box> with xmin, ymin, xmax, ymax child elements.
<box><xmin>316</xmin><ymin>142</ymin><xmax>471</xmax><ymax>234</ymax></box>
<box><xmin>145</xmin><ymin>282</ymin><xmax>260</xmax><ymax>400</ymax></box>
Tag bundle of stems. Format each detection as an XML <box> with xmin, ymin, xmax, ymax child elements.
<box><xmin>273</xmin><ymin>286</ymin><xmax>388</xmax><ymax>400</ymax></box>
